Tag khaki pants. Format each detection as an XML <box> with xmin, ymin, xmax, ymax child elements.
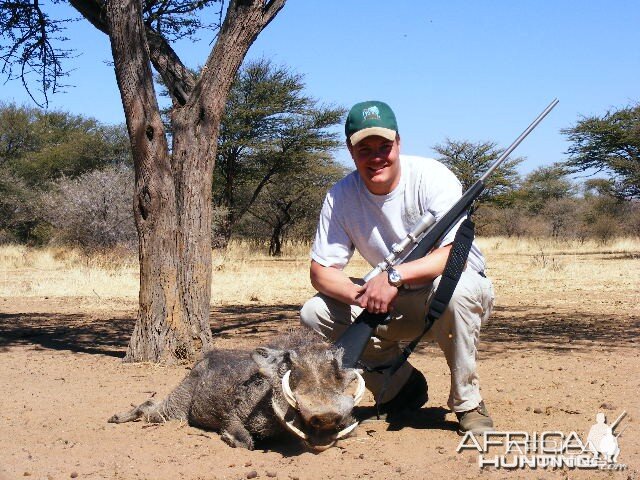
<box><xmin>300</xmin><ymin>270</ymin><xmax>494</xmax><ymax>412</ymax></box>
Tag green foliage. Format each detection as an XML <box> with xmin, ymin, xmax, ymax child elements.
<box><xmin>0</xmin><ymin>103</ymin><xmax>132</xmax><ymax>242</ymax></box>
<box><xmin>509</xmin><ymin>164</ymin><xmax>576</xmax><ymax>213</ymax></box>
<box><xmin>0</xmin><ymin>166</ymin><xmax>42</xmax><ymax>243</ymax></box>
<box><xmin>0</xmin><ymin>102</ymin><xmax>131</xmax><ymax>185</ymax></box>
<box><xmin>242</xmin><ymin>154</ymin><xmax>348</xmax><ymax>255</ymax></box>
<box><xmin>0</xmin><ymin>103</ymin><xmax>41</xmax><ymax>160</ymax></box>
<box><xmin>214</xmin><ymin>59</ymin><xmax>346</xmax><ymax>245</ymax></box>
<box><xmin>476</xmin><ymin>177</ymin><xmax>638</xmax><ymax>241</ymax></box>
<box><xmin>562</xmin><ymin>102</ymin><xmax>640</xmax><ymax>199</ymax></box>
<box><xmin>433</xmin><ymin>139</ymin><xmax>522</xmax><ymax>208</ymax></box>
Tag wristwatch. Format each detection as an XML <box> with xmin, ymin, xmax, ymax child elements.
<box><xmin>387</xmin><ymin>267</ymin><xmax>404</xmax><ymax>288</ymax></box>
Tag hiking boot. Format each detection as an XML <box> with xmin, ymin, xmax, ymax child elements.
<box><xmin>379</xmin><ymin>367</ymin><xmax>428</xmax><ymax>415</ymax></box>
<box><xmin>456</xmin><ymin>401</ymin><xmax>494</xmax><ymax>434</ymax></box>
<box><xmin>355</xmin><ymin>368</ymin><xmax>428</xmax><ymax>422</ymax></box>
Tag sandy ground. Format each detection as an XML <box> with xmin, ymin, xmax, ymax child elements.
<box><xmin>1</xmin><ymin>250</ymin><xmax>639</xmax><ymax>480</ymax></box>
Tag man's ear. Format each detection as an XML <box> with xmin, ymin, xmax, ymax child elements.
<box><xmin>347</xmin><ymin>139</ymin><xmax>354</xmax><ymax>158</ymax></box>
<box><xmin>396</xmin><ymin>133</ymin><xmax>401</xmax><ymax>148</ymax></box>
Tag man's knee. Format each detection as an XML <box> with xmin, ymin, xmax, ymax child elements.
<box><xmin>299</xmin><ymin>295</ymin><xmax>326</xmax><ymax>331</ymax></box>
<box><xmin>446</xmin><ymin>272</ymin><xmax>487</xmax><ymax>327</ymax></box>
<box><xmin>448</xmin><ymin>271</ymin><xmax>484</xmax><ymax>306</ymax></box>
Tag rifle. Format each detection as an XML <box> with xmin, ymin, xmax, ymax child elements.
<box><xmin>335</xmin><ymin>99</ymin><xmax>559</xmax><ymax>369</ymax></box>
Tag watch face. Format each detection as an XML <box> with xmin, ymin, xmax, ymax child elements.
<box><xmin>389</xmin><ymin>269</ymin><xmax>402</xmax><ymax>286</ymax></box>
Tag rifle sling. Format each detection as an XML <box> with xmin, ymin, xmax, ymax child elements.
<box><xmin>371</xmin><ymin>217</ymin><xmax>476</xmax><ymax>404</ymax></box>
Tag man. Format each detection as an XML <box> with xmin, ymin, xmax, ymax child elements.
<box><xmin>586</xmin><ymin>413</ymin><xmax>620</xmax><ymax>463</ymax></box>
<box><xmin>300</xmin><ymin>100</ymin><xmax>495</xmax><ymax>434</ymax></box>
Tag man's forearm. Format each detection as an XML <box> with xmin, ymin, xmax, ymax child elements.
<box><xmin>310</xmin><ymin>261</ymin><xmax>361</xmax><ymax>305</ymax></box>
<box><xmin>394</xmin><ymin>244</ymin><xmax>452</xmax><ymax>286</ymax></box>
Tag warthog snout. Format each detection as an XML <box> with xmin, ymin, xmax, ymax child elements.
<box><xmin>309</xmin><ymin>412</ymin><xmax>342</xmax><ymax>430</ymax></box>
<box><xmin>277</xmin><ymin>352</ymin><xmax>365</xmax><ymax>450</ymax></box>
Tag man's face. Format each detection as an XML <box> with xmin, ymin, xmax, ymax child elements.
<box><xmin>348</xmin><ymin>135</ymin><xmax>401</xmax><ymax>195</ymax></box>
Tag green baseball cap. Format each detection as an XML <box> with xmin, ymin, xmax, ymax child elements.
<box><xmin>345</xmin><ymin>100</ymin><xmax>398</xmax><ymax>145</ymax></box>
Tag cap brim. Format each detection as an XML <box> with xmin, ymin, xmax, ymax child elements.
<box><xmin>349</xmin><ymin>127</ymin><xmax>397</xmax><ymax>146</ymax></box>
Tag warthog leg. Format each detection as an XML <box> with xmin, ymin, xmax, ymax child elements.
<box><xmin>108</xmin><ymin>399</ymin><xmax>167</xmax><ymax>424</ymax></box>
<box><xmin>220</xmin><ymin>416</ymin><xmax>255</xmax><ymax>450</ymax></box>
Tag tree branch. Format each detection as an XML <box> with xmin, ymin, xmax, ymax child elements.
<box><xmin>104</xmin><ymin>0</ymin><xmax>167</xmax><ymax>171</ymax></box>
<box><xmin>194</xmin><ymin>0</ymin><xmax>287</xmax><ymax>117</ymax></box>
<box><xmin>262</xmin><ymin>0</ymin><xmax>286</xmax><ymax>27</ymax></box>
<box><xmin>237</xmin><ymin>161</ymin><xmax>277</xmax><ymax>220</ymax></box>
<box><xmin>145</xmin><ymin>27</ymin><xmax>195</xmax><ymax>105</ymax></box>
<box><xmin>69</xmin><ymin>0</ymin><xmax>196</xmax><ymax>105</ymax></box>
<box><xmin>0</xmin><ymin>0</ymin><xmax>72</xmax><ymax>106</ymax></box>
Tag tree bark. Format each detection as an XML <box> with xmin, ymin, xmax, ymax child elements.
<box><xmin>103</xmin><ymin>0</ymin><xmax>285</xmax><ymax>362</ymax></box>
<box><xmin>105</xmin><ymin>0</ymin><xmax>199</xmax><ymax>362</ymax></box>
<box><xmin>168</xmin><ymin>0</ymin><xmax>286</xmax><ymax>348</ymax></box>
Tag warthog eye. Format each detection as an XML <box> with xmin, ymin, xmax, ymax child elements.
<box><xmin>278</xmin><ymin>363</ymin><xmax>289</xmax><ymax>377</ymax></box>
<box><xmin>255</xmin><ymin>347</ymin><xmax>269</xmax><ymax>358</ymax></box>
<box><xmin>331</xmin><ymin>358</ymin><xmax>344</xmax><ymax>379</ymax></box>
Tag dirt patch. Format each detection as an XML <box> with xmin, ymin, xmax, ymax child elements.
<box><xmin>1</xmin><ymin>291</ymin><xmax>638</xmax><ymax>480</ymax></box>
<box><xmin>2</xmin><ymin>244</ymin><xmax>640</xmax><ymax>479</ymax></box>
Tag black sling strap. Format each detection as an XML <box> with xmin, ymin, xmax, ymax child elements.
<box><xmin>373</xmin><ymin>217</ymin><xmax>476</xmax><ymax>406</ymax></box>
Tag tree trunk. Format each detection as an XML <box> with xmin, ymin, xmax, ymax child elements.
<box><xmin>170</xmin><ymin>1</ymin><xmax>285</xmax><ymax>351</ymax></box>
<box><xmin>106</xmin><ymin>0</ymin><xmax>197</xmax><ymax>362</ymax></box>
<box><xmin>105</xmin><ymin>0</ymin><xmax>286</xmax><ymax>362</ymax></box>
<box><xmin>217</xmin><ymin>203</ymin><xmax>234</xmax><ymax>250</ymax></box>
<box><xmin>269</xmin><ymin>223</ymin><xmax>282</xmax><ymax>256</ymax></box>
<box><xmin>170</xmin><ymin>110</ymin><xmax>218</xmax><ymax>354</ymax></box>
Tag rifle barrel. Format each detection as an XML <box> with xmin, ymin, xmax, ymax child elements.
<box><xmin>480</xmin><ymin>98</ymin><xmax>559</xmax><ymax>182</ymax></box>
<box><xmin>611</xmin><ymin>410</ymin><xmax>627</xmax><ymax>431</ymax></box>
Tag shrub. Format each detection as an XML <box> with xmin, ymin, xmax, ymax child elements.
<box><xmin>42</xmin><ymin>164</ymin><xmax>136</xmax><ymax>249</ymax></box>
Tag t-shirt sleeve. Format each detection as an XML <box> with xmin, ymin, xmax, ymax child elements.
<box><xmin>311</xmin><ymin>189</ymin><xmax>354</xmax><ymax>268</ymax></box>
<box><xmin>424</xmin><ymin>162</ymin><xmax>465</xmax><ymax>247</ymax></box>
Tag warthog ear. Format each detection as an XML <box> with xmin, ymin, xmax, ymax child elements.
<box><xmin>251</xmin><ymin>347</ymin><xmax>295</xmax><ymax>378</ymax></box>
<box><xmin>324</xmin><ymin>348</ymin><xmax>346</xmax><ymax>379</ymax></box>
<box><xmin>331</xmin><ymin>347</ymin><xmax>345</xmax><ymax>366</ymax></box>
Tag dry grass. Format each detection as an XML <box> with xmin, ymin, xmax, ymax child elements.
<box><xmin>1</xmin><ymin>237</ymin><xmax>639</xmax><ymax>310</ymax></box>
<box><xmin>0</xmin><ymin>244</ymin><xmax>139</xmax><ymax>300</ymax></box>
<box><xmin>476</xmin><ymin>236</ymin><xmax>640</xmax><ymax>255</ymax></box>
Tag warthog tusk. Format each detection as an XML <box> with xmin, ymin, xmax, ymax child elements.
<box><xmin>335</xmin><ymin>421</ymin><xmax>359</xmax><ymax>439</ymax></box>
<box><xmin>271</xmin><ymin>396</ymin><xmax>356</xmax><ymax>445</ymax></box>
<box><xmin>284</xmin><ymin>419</ymin><xmax>309</xmax><ymax>440</ymax></box>
<box><xmin>352</xmin><ymin>370</ymin><xmax>366</xmax><ymax>406</ymax></box>
<box><xmin>281</xmin><ymin>370</ymin><xmax>298</xmax><ymax>410</ymax></box>
<box><xmin>271</xmin><ymin>397</ymin><xmax>308</xmax><ymax>440</ymax></box>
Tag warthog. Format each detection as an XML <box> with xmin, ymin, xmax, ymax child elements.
<box><xmin>109</xmin><ymin>328</ymin><xmax>365</xmax><ymax>451</ymax></box>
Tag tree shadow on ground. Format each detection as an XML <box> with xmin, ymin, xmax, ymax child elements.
<box><xmin>413</xmin><ymin>305</ymin><xmax>639</xmax><ymax>359</ymax></box>
<box><xmin>0</xmin><ymin>312</ymin><xmax>132</xmax><ymax>357</ymax></box>
<box><xmin>0</xmin><ymin>304</ymin><xmax>301</xmax><ymax>357</ymax></box>
<box><xmin>0</xmin><ymin>303</ymin><xmax>636</xmax><ymax>358</ymax></box>
<box><xmin>209</xmin><ymin>303</ymin><xmax>300</xmax><ymax>340</ymax></box>
<box><xmin>480</xmin><ymin>305</ymin><xmax>638</xmax><ymax>356</ymax></box>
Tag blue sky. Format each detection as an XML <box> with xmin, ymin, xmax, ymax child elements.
<box><xmin>2</xmin><ymin>1</ymin><xmax>639</xmax><ymax>174</ymax></box>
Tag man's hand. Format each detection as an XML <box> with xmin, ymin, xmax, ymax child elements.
<box><xmin>356</xmin><ymin>272</ymin><xmax>399</xmax><ymax>314</ymax></box>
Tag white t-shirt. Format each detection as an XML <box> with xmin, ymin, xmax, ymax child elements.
<box><xmin>311</xmin><ymin>155</ymin><xmax>485</xmax><ymax>276</ymax></box>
